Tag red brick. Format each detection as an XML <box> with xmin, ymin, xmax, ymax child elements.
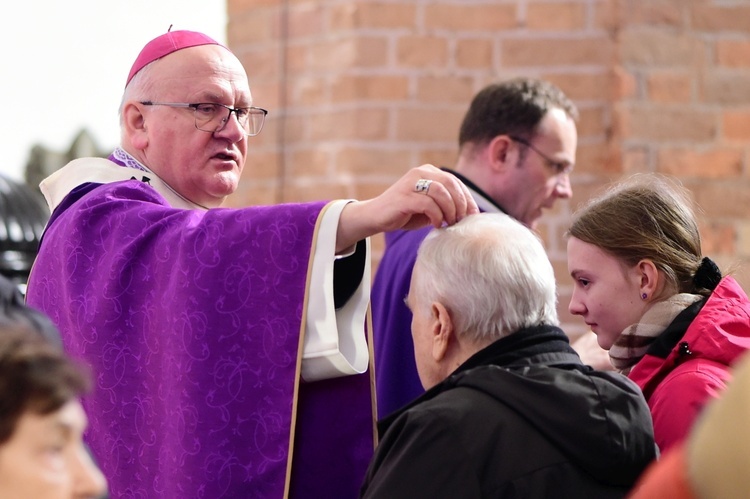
<box><xmin>371</xmin><ymin>233</ymin><xmax>386</xmax><ymax>266</ymax></box>
<box><xmin>287</xmin><ymin>3</ymin><xmax>325</xmax><ymax>38</ymax></box>
<box><xmin>424</xmin><ymin>4</ymin><xmax>517</xmax><ymax>31</ymax></box>
<box><xmin>502</xmin><ymin>38</ymin><xmax>613</xmax><ymax>67</ymax></box>
<box><xmin>334</xmin><ymin>147</ymin><xmax>414</xmax><ymax>177</ymax></box>
<box><xmin>455</xmin><ymin>39</ymin><xmax>494</xmax><ymax>69</ymax></box>
<box><xmin>224</xmin><ymin>0</ymin><xmax>750</xmax><ymax>296</ymax></box>
<box><xmin>612</xmin><ymin>66</ymin><xmax>639</xmax><ymax>99</ymax></box>
<box><xmin>395</xmin><ymin>108</ymin><xmax>465</xmax><ymax>142</ymax></box>
<box><xmin>282</xmin><ymin>182</ymin><xmax>350</xmax><ymax>203</ymax></box>
<box><xmin>593</xmin><ymin>0</ymin><xmax>617</xmax><ymax>31</ymax></box>
<box><xmin>228</xmin><ymin>7</ymin><xmax>278</xmax><ymax>45</ymax></box>
<box><xmin>723</xmin><ymin>111</ymin><xmax>750</xmax><ymax>141</ymax></box>
<box><xmin>716</xmin><ymin>40</ymin><xmax>750</xmax><ymax>68</ymax></box>
<box><xmin>238</xmin><ymin>47</ymin><xmax>282</xmax><ymax>80</ymax></box>
<box><xmin>647</xmin><ymin>71</ymin><xmax>693</xmax><ymax>103</ymax></box>
<box><xmin>693</xmin><ymin>181</ymin><xmax>750</xmax><ymax>218</ymax></box>
<box><xmin>699</xmin><ymin>222</ymin><xmax>737</xmax><ymax>255</ymax></box>
<box><xmin>527</xmin><ymin>2</ymin><xmax>588</xmax><ymax>31</ymax></box>
<box><xmin>574</xmin><ymin>106</ymin><xmax>606</xmax><ymax>138</ymax></box>
<box><xmin>657</xmin><ymin>147</ymin><xmax>742</xmax><ymax>179</ymax></box>
<box><xmin>246</xmin><ymin>81</ymin><xmax>281</xmax><ymax>110</ymax></box>
<box><xmin>285</xmin><ymin>44</ymin><xmax>309</xmax><ymax>75</ymax></box>
<box><xmin>240</xmin><ymin>149</ymin><xmax>282</xmax><ymax>181</ymax></box>
<box><xmin>288</xmin><ymin>76</ymin><xmax>328</xmax><ymax>107</ymax></box>
<box><xmin>396</xmin><ymin>35</ymin><xmax>449</xmax><ymax>67</ymax></box>
<box><xmin>308</xmin><ymin>108</ymin><xmax>390</xmax><ymax>141</ymax></box>
<box><xmin>619</xmin><ymin>0</ymin><xmax>685</xmax><ymax>27</ymax></box>
<box><xmin>622</xmin><ymin>147</ymin><xmax>652</xmax><ymax>175</ymax></box>
<box><xmin>330</xmin><ymin>75</ymin><xmax>410</xmax><ymax>103</ymax></box>
<box><xmin>287</xmin><ymin>147</ymin><xmax>334</xmax><ymax>178</ymax></box>
<box><xmin>307</xmin><ymin>37</ymin><xmax>388</xmax><ymax>70</ymax></box>
<box><xmin>419</xmin><ymin>148</ymin><xmax>458</xmax><ymax>169</ymax></box>
<box><xmin>330</xmin><ymin>2</ymin><xmax>417</xmax><ymax>30</ymax></box>
<box><xmin>543</xmin><ymin>72</ymin><xmax>611</xmax><ymax>101</ymax></box>
<box><xmin>692</xmin><ymin>5</ymin><xmax>750</xmax><ymax>32</ymax></box>
<box><xmin>354</xmin><ymin>181</ymin><xmax>403</xmax><ymax>203</ymax></box>
<box><xmin>568</xmin><ymin>180</ymin><xmax>613</xmax><ymax>214</ymax></box>
<box><xmin>574</xmin><ymin>142</ymin><xmax>621</xmax><ymax>175</ymax></box>
<box><xmin>280</xmin><ymin>114</ymin><xmax>305</xmax><ymax>143</ymax></box>
<box><xmin>619</xmin><ymin>30</ymin><xmax>701</xmax><ymax>66</ymax></box>
<box><xmin>226</xmin><ymin>184</ymin><xmax>278</xmax><ymax>207</ymax></box>
<box><xmin>228</xmin><ymin>0</ymin><xmax>278</xmax><ymax>16</ymax></box>
<box><xmin>619</xmin><ymin>105</ymin><xmax>716</xmax><ymax>141</ymax></box>
<box><xmin>738</xmin><ymin>223</ymin><xmax>750</xmax><ymax>258</ymax></box>
<box><xmin>701</xmin><ymin>72</ymin><xmax>750</xmax><ymax>105</ymax></box>
<box><xmin>416</xmin><ymin>76</ymin><xmax>475</xmax><ymax>103</ymax></box>
<box><xmin>247</xmin><ymin>119</ymin><xmax>277</xmax><ymax>148</ymax></box>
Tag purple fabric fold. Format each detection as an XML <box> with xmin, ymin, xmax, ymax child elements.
<box><xmin>27</xmin><ymin>176</ymin><xmax>374</xmax><ymax>498</ymax></box>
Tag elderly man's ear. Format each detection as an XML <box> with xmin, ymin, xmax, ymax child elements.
<box><xmin>431</xmin><ymin>302</ymin><xmax>454</xmax><ymax>362</ymax></box>
<box><xmin>122</xmin><ymin>102</ymin><xmax>149</xmax><ymax>149</ymax></box>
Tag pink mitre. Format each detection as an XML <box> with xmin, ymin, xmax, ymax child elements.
<box><xmin>126</xmin><ymin>29</ymin><xmax>226</xmax><ymax>86</ymax></box>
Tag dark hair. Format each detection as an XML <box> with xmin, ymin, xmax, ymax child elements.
<box><xmin>458</xmin><ymin>77</ymin><xmax>579</xmax><ymax>149</ymax></box>
<box><xmin>568</xmin><ymin>174</ymin><xmax>715</xmax><ymax>296</ymax></box>
<box><xmin>0</xmin><ymin>275</ymin><xmax>61</xmax><ymax>346</ymax></box>
<box><xmin>0</xmin><ymin>326</ymin><xmax>90</xmax><ymax>444</ymax></box>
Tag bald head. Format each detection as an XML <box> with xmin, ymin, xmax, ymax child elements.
<box><xmin>119</xmin><ymin>42</ymin><xmax>254</xmax><ymax>208</ymax></box>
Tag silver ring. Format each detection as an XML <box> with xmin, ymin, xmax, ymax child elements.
<box><xmin>415</xmin><ymin>179</ymin><xmax>433</xmax><ymax>194</ymax></box>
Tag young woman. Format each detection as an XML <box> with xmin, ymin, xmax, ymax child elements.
<box><xmin>567</xmin><ymin>173</ymin><xmax>750</xmax><ymax>452</ymax></box>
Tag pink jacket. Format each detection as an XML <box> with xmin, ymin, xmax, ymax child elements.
<box><xmin>628</xmin><ymin>277</ymin><xmax>750</xmax><ymax>452</ymax></box>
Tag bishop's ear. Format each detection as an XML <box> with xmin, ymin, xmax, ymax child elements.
<box><xmin>122</xmin><ymin>102</ymin><xmax>149</xmax><ymax>149</ymax></box>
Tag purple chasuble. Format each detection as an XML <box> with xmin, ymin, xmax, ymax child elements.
<box><xmin>27</xmin><ymin>175</ymin><xmax>374</xmax><ymax>498</ymax></box>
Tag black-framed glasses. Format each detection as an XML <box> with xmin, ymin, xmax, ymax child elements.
<box><xmin>141</xmin><ymin>101</ymin><xmax>268</xmax><ymax>136</ymax></box>
<box><xmin>508</xmin><ymin>135</ymin><xmax>573</xmax><ymax>176</ymax></box>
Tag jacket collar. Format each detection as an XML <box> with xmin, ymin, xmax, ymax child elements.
<box><xmin>377</xmin><ymin>325</ymin><xmax>580</xmax><ymax>433</ymax></box>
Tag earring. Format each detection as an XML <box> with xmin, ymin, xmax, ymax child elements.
<box><xmin>641</xmin><ymin>293</ymin><xmax>648</xmax><ymax>300</ymax></box>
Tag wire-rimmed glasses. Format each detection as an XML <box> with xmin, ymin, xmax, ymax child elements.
<box><xmin>141</xmin><ymin>101</ymin><xmax>268</xmax><ymax>136</ymax></box>
<box><xmin>508</xmin><ymin>135</ymin><xmax>573</xmax><ymax>176</ymax></box>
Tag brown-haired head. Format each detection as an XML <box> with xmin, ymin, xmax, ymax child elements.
<box><xmin>0</xmin><ymin>326</ymin><xmax>90</xmax><ymax>444</ymax></box>
<box><xmin>567</xmin><ymin>174</ymin><xmax>712</xmax><ymax>297</ymax></box>
<box><xmin>458</xmin><ymin>77</ymin><xmax>579</xmax><ymax>150</ymax></box>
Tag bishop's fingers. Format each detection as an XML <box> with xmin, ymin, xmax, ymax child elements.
<box><xmin>440</xmin><ymin>171</ymin><xmax>478</xmax><ymax>221</ymax></box>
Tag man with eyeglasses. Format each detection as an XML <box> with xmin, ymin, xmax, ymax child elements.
<box><xmin>26</xmin><ymin>29</ymin><xmax>477</xmax><ymax>498</ymax></box>
<box><xmin>372</xmin><ymin>78</ymin><xmax>580</xmax><ymax>418</ymax></box>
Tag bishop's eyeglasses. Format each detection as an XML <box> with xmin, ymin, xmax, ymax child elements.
<box><xmin>141</xmin><ymin>101</ymin><xmax>268</xmax><ymax>136</ymax></box>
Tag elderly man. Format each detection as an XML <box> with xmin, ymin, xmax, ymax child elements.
<box><xmin>372</xmin><ymin>78</ymin><xmax>579</xmax><ymax>416</ymax></box>
<box><xmin>26</xmin><ymin>30</ymin><xmax>477</xmax><ymax>498</ymax></box>
<box><xmin>360</xmin><ymin>214</ymin><xmax>656</xmax><ymax>498</ymax></box>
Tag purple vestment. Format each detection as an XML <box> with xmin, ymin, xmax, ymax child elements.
<box><xmin>27</xmin><ymin>174</ymin><xmax>374</xmax><ymax>498</ymax></box>
<box><xmin>371</xmin><ymin>227</ymin><xmax>432</xmax><ymax>417</ymax></box>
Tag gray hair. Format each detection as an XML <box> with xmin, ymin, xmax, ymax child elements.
<box><xmin>119</xmin><ymin>62</ymin><xmax>158</xmax><ymax>130</ymax></box>
<box><xmin>412</xmin><ymin>213</ymin><xmax>559</xmax><ymax>343</ymax></box>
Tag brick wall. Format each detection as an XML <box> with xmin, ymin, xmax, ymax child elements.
<box><xmin>226</xmin><ymin>0</ymin><xmax>750</xmax><ymax>339</ymax></box>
